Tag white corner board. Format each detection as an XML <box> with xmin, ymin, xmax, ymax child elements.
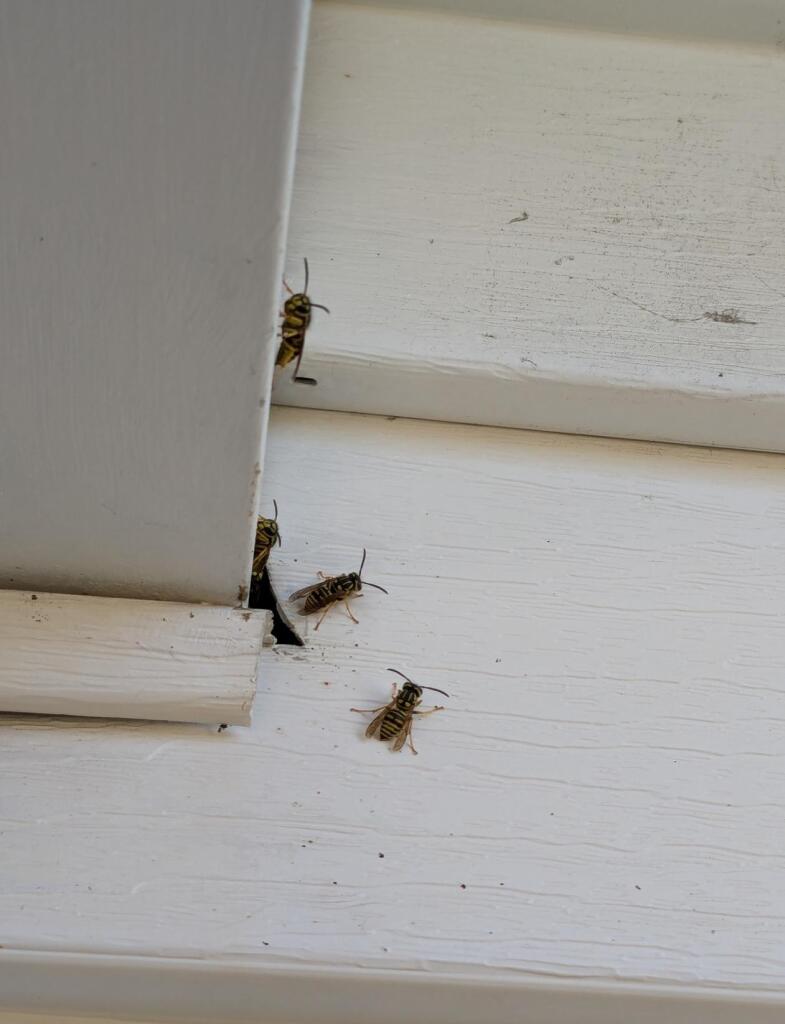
<box><xmin>275</xmin><ymin>3</ymin><xmax>785</xmax><ymax>453</ymax></box>
<box><xmin>5</xmin><ymin>407</ymin><xmax>785</xmax><ymax>1019</ymax></box>
<box><xmin>0</xmin><ymin>590</ymin><xmax>270</xmax><ymax>725</ymax></box>
<box><xmin>0</xmin><ymin>0</ymin><xmax>309</xmax><ymax>603</ymax></box>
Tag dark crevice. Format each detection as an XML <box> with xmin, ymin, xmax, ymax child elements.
<box><xmin>249</xmin><ymin>566</ymin><xmax>303</xmax><ymax>646</ymax></box>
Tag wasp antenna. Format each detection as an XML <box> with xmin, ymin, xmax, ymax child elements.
<box><xmin>387</xmin><ymin>668</ymin><xmax>414</xmax><ymax>684</ymax></box>
<box><xmin>420</xmin><ymin>684</ymin><xmax>451</xmax><ymax>699</ymax></box>
<box><xmin>303</xmin><ymin>256</ymin><xmax>309</xmax><ymax>293</ymax></box>
<box><xmin>363</xmin><ymin>581</ymin><xmax>388</xmax><ymax>594</ymax></box>
<box><xmin>358</xmin><ymin>548</ymin><xmax>367</xmax><ymax>576</ymax></box>
<box><xmin>310</xmin><ymin>303</ymin><xmax>330</xmax><ymax>314</ymax></box>
<box><xmin>272</xmin><ymin>499</ymin><xmax>278</xmax><ymax>521</ymax></box>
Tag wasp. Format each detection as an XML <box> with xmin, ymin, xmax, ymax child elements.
<box><xmin>276</xmin><ymin>257</ymin><xmax>329</xmax><ymax>386</ymax></box>
<box><xmin>351</xmin><ymin>669</ymin><xmax>449</xmax><ymax>755</ymax></box>
<box><xmin>248</xmin><ymin>501</ymin><xmax>281</xmax><ymax>608</ymax></box>
<box><xmin>252</xmin><ymin>500</ymin><xmax>281</xmax><ymax>579</ymax></box>
<box><xmin>289</xmin><ymin>548</ymin><xmax>387</xmax><ymax>630</ymax></box>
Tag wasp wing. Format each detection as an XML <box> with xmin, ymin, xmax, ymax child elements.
<box><xmin>365</xmin><ymin>704</ymin><xmax>394</xmax><ymax>739</ymax></box>
<box><xmin>289</xmin><ymin>580</ymin><xmax>332</xmax><ymax>602</ymax></box>
<box><xmin>391</xmin><ymin>716</ymin><xmax>412</xmax><ymax>752</ymax></box>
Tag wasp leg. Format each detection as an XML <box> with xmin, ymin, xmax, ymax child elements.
<box><xmin>282</xmin><ymin>277</ymin><xmax>294</xmax><ymax>296</ymax></box>
<box><xmin>343</xmin><ymin>598</ymin><xmax>360</xmax><ymax>624</ymax></box>
<box><xmin>350</xmin><ymin>682</ymin><xmax>397</xmax><ymax>715</ymax></box>
<box><xmin>413</xmin><ymin>706</ymin><xmax>445</xmax><ymax>717</ymax></box>
<box><xmin>292</xmin><ymin>345</ymin><xmax>317</xmax><ymax>386</ymax></box>
<box><xmin>313</xmin><ymin>602</ymin><xmax>334</xmax><ymax>631</ymax></box>
<box><xmin>405</xmin><ymin>719</ymin><xmax>418</xmax><ymax>755</ymax></box>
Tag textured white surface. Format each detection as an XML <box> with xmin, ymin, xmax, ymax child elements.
<box><xmin>275</xmin><ymin>4</ymin><xmax>785</xmax><ymax>451</ymax></box>
<box><xmin>0</xmin><ymin>590</ymin><xmax>268</xmax><ymax>725</ymax></box>
<box><xmin>4</xmin><ymin>408</ymin><xmax>785</xmax><ymax>1009</ymax></box>
<box><xmin>0</xmin><ymin>0</ymin><xmax>309</xmax><ymax>603</ymax></box>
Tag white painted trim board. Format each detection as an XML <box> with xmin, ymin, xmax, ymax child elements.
<box><xmin>0</xmin><ymin>589</ymin><xmax>270</xmax><ymax>725</ymax></box>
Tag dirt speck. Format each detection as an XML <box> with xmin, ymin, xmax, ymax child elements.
<box><xmin>378</xmin><ymin>852</ymin><xmax>385</xmax><ymax>858</ymax></box>
<box><xmin>217</xmin><ymin>723</ymin><xmax>228</xmax><ymax>733</ymax></box>
<box><xmin>703</xmin><ymin>308</ymin><xmax>757</xmax><ymax>325</ymax></box>
<box><xmin>189</xmin><ymin>612</ymin><xmax>195</xmax><ymax>618</ymax></box>
<box><xmin>459</xmin><ymin>883</ymin><xmax>467</xmax><ymax>890</ymax></box>
<box><xmin>242</xmin><ymin>611</ymin><xmax>252</xmax><ymax>621</ymax></box>
<box><xmin>635</xmin><ymin>884</ymin><xmax>641</xmax><ymax>890</ymax></box>
<box><xmin>237</xmin><ymin>584</ymin><xmax>248</xmax><ymax>604</ymax></box>
<box><xmin>30</xmin><ymin>594</ymin><xmax>37</xmax><ymax>601</ymax></box>
<box><xmin>507</xmin><ymin>211</ymin><xmax>529</xmax><ymax>225</ymax></box>
<box><xmin>481</xmin><ymin>332</ymin><xmax>496</xmax><ymax>339</ymax></box>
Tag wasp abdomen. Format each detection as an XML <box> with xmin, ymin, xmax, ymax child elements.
<box><xmin>379</xmin><ymin>708</ymin><xmax>409</xmax><ymax>741</ymax></box>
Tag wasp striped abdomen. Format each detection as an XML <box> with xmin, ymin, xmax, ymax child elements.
<box><xmin>379</xmin><ymin>702</ymin><xmax>414</xmax><ymax>741</ymax></box>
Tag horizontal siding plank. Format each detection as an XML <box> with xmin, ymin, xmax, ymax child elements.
<box><xmin>4</xmin><ymin>407</ymin><xmax>785</xmax><ymax>1013</ymax></box>
<box><xmin>277</xmin><ymin>4</ymin><xmax>785</xmax><ymax>451</ymax></box>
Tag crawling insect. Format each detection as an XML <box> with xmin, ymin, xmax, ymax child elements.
<box><xmin>289</xmin><ymin>548</ymin><xmax>387</xmax><ymax>630</ymax></box>
<box><xmin>275</xmin><ymin>257</ymin><xmax>329</xmax><ymax>386</ymax></box>
<box><xmin>351</xmin><ymin>668</ymin><xmax>449</xmax><ymax>755</ymax></box>
<box><xmin>252</xmin><ymin>500</ymin><xmax>281</xmax><ymax>579</ymax></box>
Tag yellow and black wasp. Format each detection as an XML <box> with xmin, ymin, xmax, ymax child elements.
<box><xmin>252</xmin><ymin>500</ymin><xmax>281</xmax><ymax>579</ymax></box>
<box><xmin>276</xmin><ymin>257</ymin><xmax>329</xmax><ymax>386</ymax></box>
<box><xmin>351</xmin><ymin>669</ymin><xmax>449</xmax><ymax>755</ymax></box>
<box><xmin>289</xmin><ymin>548</ymin><xmax>387</xmax><ymax>630</ymax></box>
<box><xmin>248</xmin><ymin>501</ymin><xmax>281</xmax><ymax>607</ymax></box>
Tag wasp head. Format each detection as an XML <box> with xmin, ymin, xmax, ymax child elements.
<box><xmin>285</xmin><ymin>292</ymin><xmax>312</xmax><ymax>318</ymax></box>
<box><xmin>257</xmin><ymin>500</ymin><xmax>281</xmax><ymax>546</ymax></box>
<box><xmin>400</xmin><ymin>681</ymin><xmax>423</xmax><ymax>705</ymax></box>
